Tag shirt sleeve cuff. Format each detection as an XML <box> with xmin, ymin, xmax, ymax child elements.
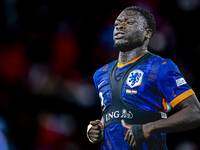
<box><xmin>170</xmin><ymin>89</ymin><xmax>195</xmax><ymax>108</ymax></box>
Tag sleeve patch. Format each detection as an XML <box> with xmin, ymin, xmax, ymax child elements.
<box><xmin>176</xmin><ymin>77</ymin><xmax>187</xmax><ymax>87</ymax></box>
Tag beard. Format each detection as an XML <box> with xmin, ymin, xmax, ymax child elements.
<box><xmin>113</xmin><ymin>31</ymin><xmax>145</xmax><ymax>52</ymax></box>
<box><xmin>114</xmin><ymin>40</ymin><xmax>143</xmax><ymax>52</ymax></box>
<box><xmin>114</xmin><ymin>41</ymin><xmax>133</xmax><ymax>52</ymax></box>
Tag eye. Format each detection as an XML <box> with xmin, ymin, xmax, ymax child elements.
<box><xmin>127</xmin><ymin>21</ymin><xmax>133</xmax><ymax>25</ymax></box>
<box><xmin>115</xmin><ymin>23</ymin><xmax>119</xmax><ymax>27</ymax></box>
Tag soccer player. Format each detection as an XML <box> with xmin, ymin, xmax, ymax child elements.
<box><xmin>87</xmin><ymin>6</ymin><xmax>200</xmax><ymax>150</ymax></box>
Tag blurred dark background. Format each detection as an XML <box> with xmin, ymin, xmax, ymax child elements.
<box><xmin>0</xmin><ymin>0</ymin><xmax>200</xmax><ymax>149</ymax></box>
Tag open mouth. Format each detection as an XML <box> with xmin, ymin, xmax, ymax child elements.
<box><xmin>114</xmin><ymin>32</ymin><xmax>125</xmax><ymax>39</ymax></box>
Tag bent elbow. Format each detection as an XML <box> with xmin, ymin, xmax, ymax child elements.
<box><xmin>190</xmin><ymin>105</ymin><xmax>200</xmax><ymax>126</ymax></box>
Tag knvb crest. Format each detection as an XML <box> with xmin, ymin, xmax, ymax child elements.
<box><xmin>126</xmin><ymin>69</ymin><xmax>144</xmax><ymax>88</ymax></box>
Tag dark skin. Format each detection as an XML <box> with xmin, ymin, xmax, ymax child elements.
<box><xmin>87</xmin><ymin>10</ymin><xmax>200</xmax><ymax>147</ymax></box>
<box><xmin>122</xmin><ymin>94</ymin><xmax>200</xmax><ymax>147</ymax></box>
<box><xmin>87</xmin><ymin>120</ymin><xmax>103</xmax><ymax>143</ymax></box>
<box><xmin>114</xmin><ymin>10</ymin><xmax>152</xmax><ymax>63</ymax></box>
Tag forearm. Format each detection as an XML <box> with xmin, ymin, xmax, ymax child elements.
<box><xmin>143</xmin><ymin>105</ymin><xmax>200</xmax><ymax>138</ymax></box>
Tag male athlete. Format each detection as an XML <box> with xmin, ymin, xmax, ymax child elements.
<box><xmin>87</xmin><ymin>6</ymin><xmax>200</xmax><ymax>150</ymax></box>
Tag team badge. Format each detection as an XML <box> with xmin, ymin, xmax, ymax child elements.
<box><xmin>126</xmin><ymin>69</ymin><xmax>144</xmax><ymax>88</ymax></box>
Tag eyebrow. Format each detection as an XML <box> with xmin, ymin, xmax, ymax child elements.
<box><xmin>115</xmin><ymin>17</ymin><xmax>134</xmax><ymax>22</ymax></box>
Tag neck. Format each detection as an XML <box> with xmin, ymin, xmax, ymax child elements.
<box><xmin>118</xmin><ymin>40</ymin><xmax>149</xmax><ymax>64</ymax></box>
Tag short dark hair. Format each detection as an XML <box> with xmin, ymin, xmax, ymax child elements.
<box><xmin>123</xmin><ymin>6</ymin><xmax>156</xmax><ymax>38</ymax></box>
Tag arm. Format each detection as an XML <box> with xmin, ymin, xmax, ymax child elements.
<box><xmin>122</xmin><ymin>60</ymin><xmax>200</xmax><ymax>147</ymax></box>
<box><xmin>122</xmin><ymin>94</ymin><xmax>200</xmax><ymax>147</ymax></box>
<box><xmin>143</xmin><ymin>94</ymin><xmax>200</xmax><ymax>139</ymax></box>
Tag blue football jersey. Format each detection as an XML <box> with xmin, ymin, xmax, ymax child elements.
<box><xmin>93</xmin><ymin>54</ymin><xmax>194</xmax><ymax>150</ymax></box>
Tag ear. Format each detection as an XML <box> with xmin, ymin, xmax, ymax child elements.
<box><xmin>145</xmin><ymin>28</ymin><xmax>152</xmax><ymax>39</ymax></box>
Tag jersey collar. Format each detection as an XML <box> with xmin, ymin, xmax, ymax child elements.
<box><xmin>117</xmin><ymin>51</ymin><xmax>149</xmax><ymax>68</ymax></box>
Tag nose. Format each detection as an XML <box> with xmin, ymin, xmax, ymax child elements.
<box><xmin>116</xmin><ymin>23</ymin><xmax>126</xmax><ymax>30</ymax></box>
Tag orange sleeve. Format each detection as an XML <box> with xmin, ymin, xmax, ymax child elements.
<box><xmin>170</xmin><ymin>89</ymin><xmax>195</xmax><ymax>108</ymax></box>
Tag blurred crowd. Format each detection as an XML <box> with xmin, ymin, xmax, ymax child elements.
<box><xmin>0</xmin><ymin>0</ymin><xmax>200</xmax><ymax>149</ymax></box>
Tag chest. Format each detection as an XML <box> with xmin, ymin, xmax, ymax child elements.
<box><xmin>98</xmin><ymin>63</ymin><xmax>157</xmax><ymax>95</ymax></box>
<box><xmin>97</xmin><ymin>63</ymin><xmax>160</xmax><ymax>111</ymax></box>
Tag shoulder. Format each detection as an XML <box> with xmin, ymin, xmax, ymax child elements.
<box><xmin>146</xmin><ymin>54</ymin><xmax>180</xmax><ymax>83</ymax></box>
<box><xmin>150</xmin><ymin>55</ymin><xmax>178</xmax><ymax>72</ymax></box>
<box><xmin>93</xmin><ymin>61</ymin><xmax>116</xmax><ymax>88</ymax></box>
<box><xmin>150</xmin><ymin>55</ymin><xmax>182</xmax><ymax>84</ymax></box>
<box><xmin>93</xmin><ymin>61</ymin><xmax>116</xmax><ymax>79</ymax></box>
<box><xmin>151</xmin><ymin>55</ymin><xmax>174</xmax><ymax>65</ymax></box>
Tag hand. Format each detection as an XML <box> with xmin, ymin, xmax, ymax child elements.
<box><xmin>87</xmin><ymin>120</ymin><xmax>103</xmax><ymax>143</ymax></box>
<box><xmin>121</xmin><ymin>120</ymin><xmax>137</xmax><ymax>147</ymax></box>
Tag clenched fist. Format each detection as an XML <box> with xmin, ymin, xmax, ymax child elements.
<box><xmin>122</xmin><ymin>120</ymin><xmax>146</xmax><ymax>147</ymax></box>
<box><xmin>87</xmin><ymin>120</ymin><xmax>104</xmax><ymax>143</ymax></box>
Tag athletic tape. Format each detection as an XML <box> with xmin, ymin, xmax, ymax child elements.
<box><xmin>131</xmin><ymin>124</ymin><xmax>145</xmax><ymax>144</ymax></box>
